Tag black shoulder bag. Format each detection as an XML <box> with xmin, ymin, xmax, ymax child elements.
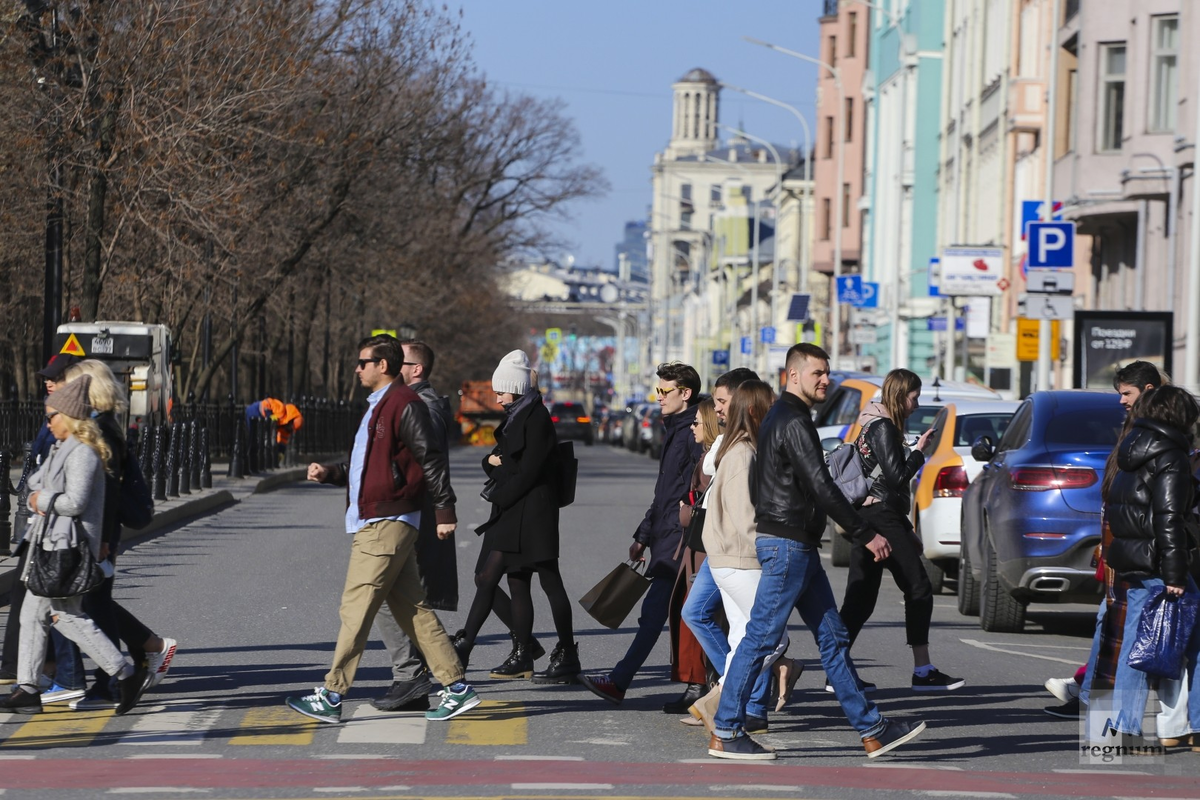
<box><xmin>25</xmin><ymin>496</ymin><xmax>107</xmax><ymax>599</ymax></box>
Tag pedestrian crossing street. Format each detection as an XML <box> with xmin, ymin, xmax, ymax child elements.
<box><xmin>0</xmin><ymin>699</ymin><xmax>528</xmax><ymax>749</ymax></box>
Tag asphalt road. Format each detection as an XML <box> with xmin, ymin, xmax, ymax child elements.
<box><xmin>0</xmin><ymin>441</ymin><xmax>1197</xmax><ymax>800</ymax></box>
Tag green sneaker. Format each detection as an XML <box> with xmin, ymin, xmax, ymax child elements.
<box><xmin>286</xmin><ymin>687</ymin><xmax>342</xmax><ymax>723</ymax></box>
<box><xmin>425</xmin><ymin>685</ymin><xmax>481</xmax><ymax>721</ymax></box>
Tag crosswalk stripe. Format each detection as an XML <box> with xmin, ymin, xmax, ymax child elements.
<box><xmin>336</xmin><ymin>705</ymin><xmax>426</xmax><ymax>744</ymax></box>
<box><xmin>228</xmin><ymin>707</ymin><xmax>317</xmax><ymax>746</ymax></box>
<box><xmin>444</xmin><ymin>700</ymin><xmax>526</xmax><ymax>746</ymax></box>
<box><xmin>1</xmin><ymin>705</ymin><xmax>111</xmax><ymax>748</ymax></box>
<box><xmin>119</xmin><ymin>704</ymin><xmax>222</xmax><ymax>745</ymax></box>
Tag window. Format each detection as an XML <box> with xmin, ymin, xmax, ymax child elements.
<box><xmin>742</xmin><ymin>185</ymin><xmax>752</xmax><ymax>203</ymax></box>
<box><xmin>995</xmin><ymin>403</ymin><xmax>1032</xmax><ymax>452</ymax></box>
<box><xmin>844</xmin><ymin>98</ymin><xmax>854</xmax><ymax>142</ymax></box>
<box><xmin>680</xmin><ymin>212</ymin><xmax>692</xmax><ymax>231</ymax></box>
<box><xmin>824</xmin><ymin>116</ymin><xmax>834</xmax><ymax>158</ymax></box>
<box><xmin>842</xmin><ymin>183</ymin><xmax>851</xmax><ymax>227</ymax></box>
<box><xmin>710</xmin><ymin>184</ymin><xmax>721</xmax><ymax>204</ymax></box>
<box><xmin>1150</xmin><ymin>15</ymin><xmax>1179</xmax><ymax>133</ymax></box>
<box><xmin>680</xmin><ymin>183</ymin><xmax>692</xmax><ymax>202</ymax></box>
<box><xmin>1097</xmin><ymin>43</ymin><xmax>1125</xmax><ymax>152</ymax></box>
<box><xmin>847</xmin><ymin>12</ymin><xmax>858</xmax><ymax>58</ymax></box>
<box><xmin>828</xmin><ymin>35</ymin><xmax>837</xmax><ymax>68</ymax></box>
<box><xmin>821</xmin><ymin>198</ymin><xmax>832</xmax><ymax>240</ymax></box>
<box><xmin>1065</xmin><ymin>68</ymin><xmax>1078</xmax><ymax>153</ymax></box>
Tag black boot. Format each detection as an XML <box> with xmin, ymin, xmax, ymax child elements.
<box><xmin>489</xmin><ymin>642</ymin><xmax>535</xmax><ymax>679</ymax></box>
<box><xmin>532</xmin><ymin>641</ymin><xmax>582</xmax><ymax>685</ymax></box>
<box><xmin>662</xmin><ymin>682</ymin><xmax>705</xmax><ymax>714</ymax></box>
<box><xmin>451</xmin><ymin>630</ymin><xmax>472</xmax><ymax>672</ymax></box>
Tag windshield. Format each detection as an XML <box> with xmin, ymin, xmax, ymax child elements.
<box><xmin>1043</xmin><ymin>404</ymin><xmax>1127</xmax><ymax>447</ymax></box>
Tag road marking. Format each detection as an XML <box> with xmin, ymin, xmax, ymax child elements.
<box><xmin>921</xmin><ymin>792</ymin><xmax>1015</xmax><ymax>799</ymax></box>
<box><xmin>228</xmin><ymin>707</ymin><xmax>317</xmax><ymax>746</ymax></box>
<box><xmin>863</xmin><ymin>763</ymin><xmax>964</xmax><ymax>771</ymax></box>
<box><xmin>960</xmin><ymin>638</ymin><xmax>1079</xmax><ymax>666</ymax></box>
<box><xmin>1052</xmin><ymin>769</ymin><xmax>1150</xmax><ymax>775</ymax></box>
<box><xmin>445</xmin><ymin>700</ymin><xmax>526</xmax><ymax>745</ymax></box>
<box><xmin>512</xmin><ymin>784</ymin><xmax>614</xmax><ymax>791</ymax></box>
<box><xmin>0</xmin><ymin>754</ymin><xmax>36</xmax><ymax>759</ymax></box>
<box><xmin>712</xmin><ymin>786</ymin><xmax>800</xmax><ymax>793</ymax></box>
<box><xmin>107</xmin><ymin>790</ymin><xmax>211</xmax><ymax>795</ymax></box>
<box><xmin>495</xmin><ymin>754</ymin><xmax>584</xmax><ymax>760</ymax></box>
<box><xmin>1</xmin><ymin>705</ymin><xmax>110</xmax><ymax>748</ymax></box>
<box><xmin>120</xmin><ymin>704</ymin><xmax>222</xmax><ymax>745</ymax></box>
<box><xmin>337</xmin><ymin>705</ymin><xmax>426</xmax><ymax>744</ymax></box>
<box><xmin>126</xmin><ymin>754</ymin><xmax>223</xmax><ymax>759</ymax></box>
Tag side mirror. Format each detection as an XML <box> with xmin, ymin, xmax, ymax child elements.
<box><xmin>821</xmin><ymin>436</ymin><xmax>843</xmax><ymax>453</ymax></box>
<box><xmin>971</xmin><ymin>435</ymin><xmax>996</xmax><ymax>463</ymax></box>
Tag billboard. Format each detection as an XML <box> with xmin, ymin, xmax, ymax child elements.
<box><xmin>1072</xmin><ymin>311</ymin><xmax>1174</xmax><ymax>389</ymax></box>
<box><xmin>940</xmin><ymin>247</ymin><xmax>1004</xmax><ymax>296</ymax></box>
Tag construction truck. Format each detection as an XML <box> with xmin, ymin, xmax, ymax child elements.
<box><xmin>53</xmin><ymin>321</ymin><xmax>174</xmax><ymax>429</ymax></box>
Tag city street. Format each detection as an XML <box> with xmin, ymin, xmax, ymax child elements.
<box><xmin>1</xmin><ymin>442</ymin><xmax>1197</xmax><ymax>800</ymax></box>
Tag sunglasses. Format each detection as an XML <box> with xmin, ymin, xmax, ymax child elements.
<box><xmin>45</xmin><ymin>411</ymin><xmax>59</xmax><ymax>423</ymax></box>
<box><xmin>356</xmin><ymin>358</ymin><xmax>382</xmax><ymax>369</ymax></box>
<box><xmin>655</xmin><ymin>386</ymin><xmax>679</xmax><ymax>396</ymax></box>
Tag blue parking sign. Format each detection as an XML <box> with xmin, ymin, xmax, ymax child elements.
<box><xmin>836</xmin><ymin>275</ymin><xmax>862</xmax><ymax>305</ymax></box>
<box><xmin>1027</xmin><ymin>222</ymin><xmax>1074</xmax><ymax>268</ymax></box>
<box><xmin>712</xmin><ymin>349</ymin><xmax>729</xmax><ymax>366</ymax></box>
<box><xmin>740</xmin><ymin>336</ymin><xmax>752</xmax><ymax>355</ymax></box>
<box><xmin>760</xmin><ymin>326</ymin><xmax>776</xmax><ymax>344</ymax></box>
<box><xmin>858</xmin><ymin>282</ymin><xmax>879</xmax><ymax>308</ymax></box>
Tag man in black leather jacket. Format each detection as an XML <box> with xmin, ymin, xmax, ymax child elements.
<box><xmin>706</xmin><ymin>344</ymin><xmax>926</xmax><ymax>762</ymax></box>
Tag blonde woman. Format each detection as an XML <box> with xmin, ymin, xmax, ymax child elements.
<box><xmin>61</xmin><ymin>360</ymin><xmax>178</xmax><ymax>709</ymax></box>
<box><xmin>0</xmin><ymin>378</ymin><xmax>147</xmax><ymax>715</ymax></box>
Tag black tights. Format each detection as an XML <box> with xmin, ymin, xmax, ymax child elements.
<box><xmin>461</xmin><ymin>551</ymin><xmax>574</xmax><ymax>647</ymax></box>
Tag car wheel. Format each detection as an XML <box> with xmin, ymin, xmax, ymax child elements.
<box><xmin>831</xmin><ymin>525</ymin><xmax>852</xmax><ymax>567</ymax></box>
<box><xmin>957</xmin><ymin>541</ymin><xmax>980</xmax><ymax>616</ymax></box>
<box><xmin>980</xmin><ymin>532</ymin><xmax>1026</xmax><ymax>633</ymax></box>
<box><xmin>920</xmin><ymin>554</ymin><xmax>945</xmax><ymax>595</ymax></box>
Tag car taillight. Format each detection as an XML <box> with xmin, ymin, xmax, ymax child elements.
<box><xmin>1009</xmin><ymin>466</ymin><xmax>1097</xmax><ymax>491</ymax></box>
<box><xmin>576</xmin><ymin>416</ymin><xmax>591</xmax><ymax>423</ymax></box>
<box><xmin>933</xmin><ymin>465</ymin><xmax>968</xmax><ymax>498</ymax></box>
<box><xmin>550</xmin><ymin>416</ymin><xmax>560</xmax><ymax>423</ymax></box>
<box><xmin>642</xmin><ymin>419</ymin><xmax>651</xmax><ymax>428</ymax></box>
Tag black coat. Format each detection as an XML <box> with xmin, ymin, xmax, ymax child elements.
<box><xmin>1107</xmin><ymin>418</ymin><xmax>1195</xmax><ymax>587</ymax></box>
<box><xmin>634</xmin><ymin>403</ymin><xmax>703</xmax><ymax>580</ymax></box>
<box><xmin>477</xmin><ymin>394</ymin><xmax>561</xmax><ymax>569</ymax></box>
<box><xmin>410</xmin><ymin>380</ymin><xmax>457</xmax><ymax>611</ymax></box>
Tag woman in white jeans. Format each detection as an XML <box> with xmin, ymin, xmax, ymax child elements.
<box><xmin>0</xmin><ymin>377</ymin><xmax>147</xmax><ymax>715</ymax></box>
<box><xmin>692</xmin><ymin>380</ymin><xmax>799</xmax><ymax>732</ymax></box>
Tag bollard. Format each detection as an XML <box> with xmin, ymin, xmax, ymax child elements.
<box><xmin>178</xmin><ymin>422</ymin><xmax>191</xmax><ymax>495</ymax></box>
<box><xmin>152</xmin><ymin>425</ymin><xmax>168</xmax><ymax>501</ymax></box>
<box><xmin>0</xmin><ymin>449</ymin><xmax>11</xmax><ymax>556</ymax></box>
<box><xmin>267</xmin><ymin>418</ymin><xmax>278</xmax><ymax>471</ymax></box>
<box><xmin>137</xmin><ymin>425</ymin><xmax>151</xmax><ymax>476</ymax></box>
<box><xmin>166</xmin><ymin>423</ymin><xmax>181</xmax><ymax>497</ymax></box>
<box><xmin>200</xmin><ymin>425</ymin><xmax>213</xmax><ymax>488</ymax></box>
<box><xmin>229</xmin><ymin>419</ymin><xmax>245</xmax><ymax>479</ymax></box>
<box><xmin>244</xmin><ymin>418</ymin><xmax>256</xmax><ymax>475</ymax></box>
<box><xmin>189</xmin><ymin>421</ymin><xmax>201</xmax><ymax>490</ymax></box>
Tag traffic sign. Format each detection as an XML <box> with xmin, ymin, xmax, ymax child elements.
<box><xmin>858</xmin><ymin>282</ymin><xmax>879</xmax><ymax>308</ymax></box>
<box><xmin>836</xmin><ymin>275</ymin><xmax>863</xmax><ymax>305</ymax></box>
<box><xmin>850</xmin><ymin>328</ymin><xmax>878</xmax><ymax>345</ymax></box>
<box><xmin>712</xmin><ymin>349</ymin><xmax>730</xmax><ymax>366</ymax></box>
<box><xmin>927</xmin><ymin>258</ymin><xmax>940</xmax><ymax>297</ymax></box>
<box><xmin>1016</xmin><ymin>318</ymin><xmax>1061</xmax><ymax>361</ymax></box>
<box><xmin>786</xmin><ymin>293</ymin><xmax>812</xmax><ymax>321</ymax></box>
<box><xmin>760</xmin><ymin>326</ymin><xmax>776</xmax><ymax>344</ymax></box>
<box><xmin>1027</xmin><ymin>222</ymin><xmax>1075</xmax><ymax>268</ymax></box>
<box><xmin>740</xmin><ymin>336</ymin><xmax>752</xmax><ymax>355</ymax></box>
<box><xmin>926</xmin><ymin>317</ymin><xmax>965</xmax><ymax>332</ymax></box>
<box><xmin>545</xmin><ymin>327</ymin><xmax>562</xmax><ymax>344</ymax></box>
<box><xmin>1027</xmin><ymin>269</ymin><xmax>1074</xmax><ymax>293</ymax></box>
<box><xmin>1020</xmin><ymin>200</ymin><xmax>1063</xmax><ymax>240</ymax></box>
<box><xmin>59</xmin><ymin>333</ymin><xmax>86</xmax><ymax>356</ymax></box>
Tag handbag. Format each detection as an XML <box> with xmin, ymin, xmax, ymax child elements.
<box><xmin>1126</xmin><ymin>584</ymin><xmax>1200</xmax><ymax>678</ymax></box>
<box><xmin>578</xmin><ymin>560</ymin><xmax>651</xmax><ymax>629</ymax></box>
<box><xmin>685</xmin><ymin>489</ymin><xmax>707</xmax><ymax>554</ymax></box>
<box><xmin>557</xmin><ymin>441</ymin><xmax>578</xmax><ymax>508</ymax></box>
<box><xmin>25</xmin><ymin>496</ymin><xmax>107</xmax><ymax>600</ymax></box>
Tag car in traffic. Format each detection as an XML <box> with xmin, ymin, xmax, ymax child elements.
<box><xmin>909</xmin><ymin>400</ymin><xmax>1019</xmax><ymax>593</ymax></box>
<box><xmin>549</xmin><ymin>401</ymin><xmax>594</xmax><ymax>446</ymax></box>
<box><xmin>599</xmin><ymin>407</ymin><xmax>628</xmax><ymax>445</ymax></box>
<box><xmin>623</xmin><ymin>402</ymin><xmax>653</xmax><ymax>452</ymax></box>
<box><xmin>645</xmin><ymin>407</ymin><xmax>663</xmax><ymax>459</ymax></box>
<box><xmin>957</xmin><ymin>390</ymin><xmax>1125</xmax><ymax>632</ymax></box>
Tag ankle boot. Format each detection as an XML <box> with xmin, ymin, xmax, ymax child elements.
<box><xmin>690</xmin><ymin>684</ymin><xmax>721</xmax><ymax>734</ymax></box>
<box><xmin>451</xmin><ymin>630</ymin><xmax>472</xmax><ymax>672</ymax></box>
<box><xmin>532</xmin><ymin>641</ymin><xmax>582</xmax><ymax>685</ymax></box>
<box><xmin>663</xmin><ymin>682</ymin><xmax>706</xmax><ymax>714</ymax></box>
<box><xmin>489</xmin><ymin>642</ymin><xmax>534</xmax><ymax>679</ymax></box>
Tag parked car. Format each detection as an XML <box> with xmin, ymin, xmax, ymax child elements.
<box><xmin>623</xmin><ymin>402</ymin><xmax>653</xmax><ymax>452</ymax></box>
<box><xmin>549</xmin><ymin>401</ymin><xmax>594</xmax><ymax>446</ymax></box>
<box><xmin>645</xmin><ymin>407</ymin><xmax>664</xmax><ymax>459</ymax></box>
<box><xmin>957</xmin><ymin>390</ymin><xmax>1126</xmax><ymax>632</ymax></box>
<box><xmin>600</xmin><ymin>407</ymin><xmax>628</xmax><ymax>445</ymax></box>
<box><xmin>909</xmin><ymin>400</ymin><xmax>1019</xmax><ymax>593</ymax></box>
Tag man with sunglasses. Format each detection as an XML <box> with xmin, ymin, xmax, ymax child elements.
<box><xmin>286</xmin><ymin>334</ymin><xmax>480</xmax><ymax>723</ymax></box>
<box><xmin>580</xmin><ymin>362</ymin><xmax>704</xmax><ymax>705</ymax></box>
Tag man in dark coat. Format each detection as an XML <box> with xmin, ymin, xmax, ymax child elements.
<box><xmin>579</xmin><ymin>362</ymin><xmax>704</xmax><ymax>704</ymax></box>
<box><xmin>370</xmin><ymin>340</ymin><xmax>459</xmax><ymax>712</ymax></box>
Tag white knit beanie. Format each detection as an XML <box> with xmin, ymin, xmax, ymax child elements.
<box><xmin>492</xmin><ymin>349</ymin><xmax>534</xmax><ymax>395</ymax></box>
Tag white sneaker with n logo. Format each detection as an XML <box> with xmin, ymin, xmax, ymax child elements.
<box><xmin>425</xmin><ymin>686</ymin><xmax>481</xmax><ymax>721</ymax></box>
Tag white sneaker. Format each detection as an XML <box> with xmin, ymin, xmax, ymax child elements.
<box><xmin>1044</xmin><ymin>677</ymin><xmax>1080</xmax><ymax>703</ymax></box>
<box><xmin>42</xmin><ymin>684</ymin><xmax>87</xmax><ymax>705</ymax></box>
<box><xmin>145</xmin><ymin>638</ymin><xmax>178</xmax><ymax>690</ymax></box>
<box><xmin>70</xmin><ymin>694</ymin><xmax>120</xmax><ymax>711</ymax></box>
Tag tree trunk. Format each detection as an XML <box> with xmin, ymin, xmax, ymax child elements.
<box><xmin>79</xmin><ymin>104</ymin><xmax>118</xmax><ymax>321</ymax></box>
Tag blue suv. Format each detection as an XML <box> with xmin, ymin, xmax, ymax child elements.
<box><xmin>958</xmin><ymin>390</ymin><xmax>1126</xmax><ymax>632</ymax></box>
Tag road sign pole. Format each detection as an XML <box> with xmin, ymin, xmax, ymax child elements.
<box><xmin>1038</xmin><ymin>0</ymin><xmax>1061</xmax><ymax>393</ymax></box>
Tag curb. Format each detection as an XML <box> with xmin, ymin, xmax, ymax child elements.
<box><xmin>252</xmin><ymin>467</ymin><xmax>307</xmax><ymax>494</ymax></box>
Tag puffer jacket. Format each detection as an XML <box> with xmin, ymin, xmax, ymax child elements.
<box><xmin>856</xmin><ymin>402</ymin><xmax>925</xmax><ymax>515</ymax></box>
<box><xmin>1106</xmin><ymin>418</ymin><xmax>1195</xmax><ymax>587</ymax></box>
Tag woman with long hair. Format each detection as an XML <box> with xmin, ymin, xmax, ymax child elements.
<box><xmin>62</xmin><ymin>360</ymin><xmax>178</xmax><ymax>709</ymax></box>
<box><xmin>0</xmin><ymin>377</ymin><xmax>147</xmax><ymax>715</ymax></box>
<box><xmin>835</xmin><ymin>368</ymin><xmax>962</xmax><ymax>691</ymax></box>
<box><xmin>454</xmin><ymin>350</ymin><xmax>579</xmax><ymax>683</ymax></box>
<box><xmin>1097</xmin><ymin>385</ymin><xmax>1200</xmax><ymax>741</ymax></box>
<box><xmin>690</xmin><ymin>380</ymin><xmax>800</xmax><ymax>732</ymax></box>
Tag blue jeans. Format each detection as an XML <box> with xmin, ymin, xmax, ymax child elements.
<box><xmin>680</xmin><ymin>560</ymin><xmax>770</xmax><ymax>719</ymax></box>
<box><xmin>1079</xmin><ymin>598</ymin><xmax>1105</xmax><ymax>705</ymax></box>
<box><xmin>612</xmin><ymin>575</ymin><xmax>674</xmax><ymax>691</ymax></box>
<box><xmin>51</xmin><ymin>629</ymin><xmax>86</xmax><ymax>690</ymax></box>
<box><xmin>714</xmin><ymin>536</ymin><xmax>884</xmax><ymax>739</ymax></box>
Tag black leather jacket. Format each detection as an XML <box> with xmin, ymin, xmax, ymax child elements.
<box><xmin>1106</xmin><ymin>418</ymin><xmax>1195</xmax><ymax>587</ymax></box>
<box><xmin>859</xmin><ymin>414</ymin><xmax>925</xmax><ymax>515</ymax></box>
<box><xmin>754</xmin><ymin>391</ymin><xmax>877</xmax><ymax>546</ymax></box>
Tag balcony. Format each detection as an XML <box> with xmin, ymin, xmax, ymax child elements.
<box><xmin>1007</xmin><ymin>78</ymin><xmax>1044</xmax><ymax>133</ymax></box>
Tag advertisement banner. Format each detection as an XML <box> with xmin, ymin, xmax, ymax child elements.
<box><xmin>1073</xmin><ymin>311</ymin><xmax>1174</xmax><ymax>389</ymax></box>
<box><xmin>940</xmin><ymin>247</ymin><xmax>1005</xmax><ymax>296</ymax></box>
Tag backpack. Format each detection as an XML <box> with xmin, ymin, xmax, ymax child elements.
<box><xmin>118</xmin><ymin>448</ymin><xmax>155</xmax><ymax>530</ymax></box>
<box><xmin>825</xmin><ymin>419</ymin><xmax>883</xmax><ymax>507</ymax></box>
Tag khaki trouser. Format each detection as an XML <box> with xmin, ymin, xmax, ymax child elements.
<box><xmin>325</xmin><ymin>520</ymin><xmax>462</xmax><ymax>694</ymax></box>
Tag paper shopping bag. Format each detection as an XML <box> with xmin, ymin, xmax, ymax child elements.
<box><xmin>578</xmin><ymin>561</ymin><xmax>651</xmax><ymax>629</ymax></box>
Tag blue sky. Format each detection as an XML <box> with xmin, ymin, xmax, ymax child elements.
<box><xmin>455</xmin><ymin>1</ymin><xmax>823</xmax><ymax>270</ymax></box>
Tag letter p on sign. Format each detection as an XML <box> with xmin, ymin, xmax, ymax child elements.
<box><xmin>1028</xmin><ymin>221</ymin><xmax>1075</xmax><ymax>269</ymax></box>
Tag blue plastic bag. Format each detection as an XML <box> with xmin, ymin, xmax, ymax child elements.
<box><xmin>1127</xmin><ymin>585</ymin><xmax>1200</xmax><ymax>679</ymax></box>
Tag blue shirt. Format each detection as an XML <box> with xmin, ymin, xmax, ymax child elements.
<box><xmin>345</xmin><ymin>382</ymin><xmax>421</xmax><ymax>534</ymax></box>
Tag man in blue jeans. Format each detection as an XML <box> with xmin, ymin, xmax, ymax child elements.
<box><xmin>579</xmin><ymin>362</ymin><xmax>704</xmax><ymax>706</ymax></box>
<box><xmin>707</xmin><ymin>343</ymin><xmax>927</xmax><ymax>761</ymax></box>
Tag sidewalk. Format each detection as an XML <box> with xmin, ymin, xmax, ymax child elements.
<box><xmin>0</xmin><ymin>464</ymin><xmax>308</xmax><ymax>602</ymax></box>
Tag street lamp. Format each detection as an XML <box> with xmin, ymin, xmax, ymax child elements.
<box><xmin>743</xmin><ymin>36</ymin><xmax>845</xmax><ymax>370</ymax></box>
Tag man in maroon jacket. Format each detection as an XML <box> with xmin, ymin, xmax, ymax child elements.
<box><xmin>285</xmin><ymin>334</ymin><xmax>480</xmax><ymax>723</ymax></box>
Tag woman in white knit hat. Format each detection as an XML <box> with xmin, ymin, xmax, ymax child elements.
<box><xmin>452</xmin><ymin>350</ymin><xmax>581</xmax><ymax>683</ymax></box>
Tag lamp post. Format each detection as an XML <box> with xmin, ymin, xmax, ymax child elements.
<box><xmin>744</xmin><ymin>36</ymin><xmax>845</xmax><ymax>370</ymax></box>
